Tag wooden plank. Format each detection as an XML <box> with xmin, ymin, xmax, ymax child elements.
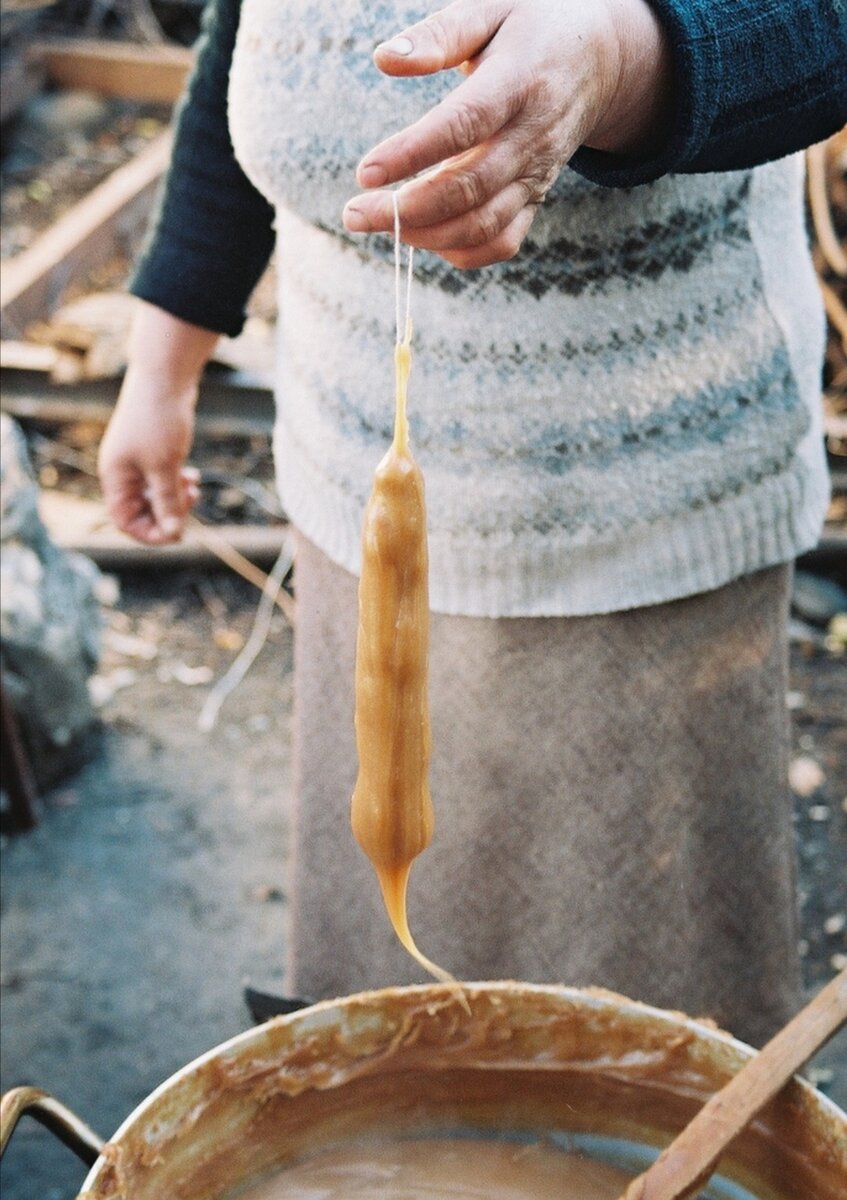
<box><xmin>0</xmin><ymin>366</ymin><xmax>275</xmax><ymax>436</ymax></box>
<box><xmin>32</xmin><ymin>38</ymin><xmax>194</xmax><ymax>104</ymax></box>
<box><xmin>38</xmin><ymin>491</ymin><xmax>290</xmax><ymax>572</ymax></box>
<box><xmin>0</xmin><ymin>341</ymin><xmax>59</xmax><ymax>372</ymax></box>
<box><xmin>0</xmin><ymin>130</ymin><xmax>172</xmax><ymax>336</ymax></box>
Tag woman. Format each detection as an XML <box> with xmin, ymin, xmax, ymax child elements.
<box><xmin>98</xmin><ymin>0</ymin><xmax>846</xmax><ymax>1044</ymax></box>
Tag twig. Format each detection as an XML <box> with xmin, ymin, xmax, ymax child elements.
<box><xmin>807</xmin><ymin>142</ymin><xmax>847</xmax><ymax>278</ymax></box>
<box><xmin>186</xmin><ymin>516</ymin><xmax>296</xmax><ymax>626</ymax></box>
<box><xmin>197</xmin><ymin>537</ymin><xmax>295</xmax><ymax>733</ymax></box>
<box><xmin>196</xmin><ymin>470</ymin><xmax>282</xmax><ymax>517</ymax></box>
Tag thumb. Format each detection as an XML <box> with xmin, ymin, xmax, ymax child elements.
<box><xmin>374</xmin><ymin>0</ymin><xmax>510</xmax><ymax>76</ymax></box>
<box><xmin>146</xmin><ymin>469</ymin><xmax>186</xmax><ymax>541</ymax></box>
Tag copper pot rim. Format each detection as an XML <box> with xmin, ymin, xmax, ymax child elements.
<box><xmin>80</xmin><ymin>981</ymin><xmax>847</xmax><ymax>1196</ymax></box>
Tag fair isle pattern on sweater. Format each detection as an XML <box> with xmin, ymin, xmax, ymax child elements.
<box><xmin>228</xmin><ymin>0</ymin><xmax>829</xmax><ymax>617</ymax></box>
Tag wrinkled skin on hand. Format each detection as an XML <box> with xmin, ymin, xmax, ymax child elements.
<box><xmin>343</xmin><ymin>0</ymin><xmax>671</xmax><ymax>267</ymax></box>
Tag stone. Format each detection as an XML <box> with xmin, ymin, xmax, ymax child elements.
<box><xmin>1</xmin><ymin>414</ymin><xmax>102</xmax><ymax>788</ymax></box>
<box><xmin>25</xmin><ymin>89</ymin><xmax>109</xmax><ymax>140</ymax></box>
<box><xmin>791</xmin><ymin>570</ymin><xmax>847</xmax><ymax>628</ymax></box>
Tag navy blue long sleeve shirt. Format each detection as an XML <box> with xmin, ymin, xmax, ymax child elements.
<box><xmin>132</xmin><ymin>0</ymin><xmax>847</xmax><ymax>336</ymax></box>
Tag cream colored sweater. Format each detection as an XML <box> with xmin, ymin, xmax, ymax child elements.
<box><xmin>228</xmin><ymin>0</ymin><xmax>829</xmax><ymax>617</ymax></box>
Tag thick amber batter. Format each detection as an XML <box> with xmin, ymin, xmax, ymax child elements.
<box><xmin>350</xmin><ymin>339</ymin><xmax>458</xmax><ymax>989</ymax></box>
<box><xmin>233</xmin><ymin>1138</ymin><xmax>634</xmax><ymax>1199</ymax></box>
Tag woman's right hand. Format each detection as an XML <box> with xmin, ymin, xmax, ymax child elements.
<box><xmin>98</xmin><ymin>302</ymin><xmax>219</xmax><ymax>544</ymax></box>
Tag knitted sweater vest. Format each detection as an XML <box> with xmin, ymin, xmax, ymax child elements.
<box><xmin>228</xmin><ymin>0</ymin><xmax>829</xmax><ymax>617</ymax></box>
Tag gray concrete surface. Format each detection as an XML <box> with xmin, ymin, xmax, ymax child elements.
<box><xmin>1</xmin><ymin>568</ymin><xmax>844</xmax><ymax>1199</ymax></box>
<box><xmin>1</xmin><ymin>571</ymin><xmax>292</xmax><ymax>1198</ymax></box>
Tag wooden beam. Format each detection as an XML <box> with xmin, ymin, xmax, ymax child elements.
<box><xmin>32</xmin><ymin>38</ymin><xmax>194</xmax><ymax>104</ymax></box>
<box><xmin>0</xmin><ymin>130</ymin><xmax>172</xmax><ymax>337</ymax></box>
<box><xmin>38</xmin><ymin>491</ymin><xmax>291</xmax><ymax>574</ymax></box>
<box><xmin>1</xmin><ymin>365</ymin><xmax>275</xmax><ymax>436</ymax></box>
<box><xmin>0</xmin><ymin>341</ymin><xmax>59</xmax><ymax>372</ymax></box>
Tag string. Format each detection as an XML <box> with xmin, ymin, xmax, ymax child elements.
<box><xmin>394</xmin><ymin>191</ymin><xmax>402</xmax><ymax>347</ymax></box>
<box><xmin>392</xmin><ymin>190</ymin><xmax>414</xmax><ymax>346</ymax></box>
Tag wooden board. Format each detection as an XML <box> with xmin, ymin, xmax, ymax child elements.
<box><xmin>0</xmin><ymin>365</ymin><xmax>275</xmax><ymax>436</ymax></box>
<box><xmin>0</xmin><ymin>341</ymin><xmax>59</xmax><ymax>372</ymax></box>
<box><xmin>0</xmin><ymin>130</ymin><xmax>172</xmax><ymax>337</ymax></box>
<box><xmin>37</xmin><ymin>491</ymin><xmax>289</xmax><ymax>572</ymax></box>
<box><xmin>32</xmin><ymin>38</ymin><xmax>194</xmax><ymax>104</ymax></box>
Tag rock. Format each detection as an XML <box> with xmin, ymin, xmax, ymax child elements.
<box><xmin>792</xmin><ymin>570</ymin><xmax>847</xmax><ymax>627</ymax></box>
<box><xmin>25</xmin><ymin>90</ymin><xmax>109</xmax><ymax>140</ymax></box>
<box><xmin>1</xmin><ymin>415</ymin><xmax>102</xmax><ymax>788</ymax></box>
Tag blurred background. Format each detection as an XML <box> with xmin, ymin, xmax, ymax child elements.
<box><xmin>0</xmin><ymin>4</ymin><xmax>844</xmax><ymax>1196</ymax></box>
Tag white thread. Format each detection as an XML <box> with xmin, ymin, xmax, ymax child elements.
<box><xmin>393</xmin><ymin>191</ymin><xmax>402</xmax><ymax>346</ymax></box>
<box><xmin>392</xmin><ymin>190</ymin><xmax>414</xmax><ymax>346</ymax></box>
<box><xmin>405</xmin><ymin>240</ymin><xmax>414</xmax><ymax>344</ymax></box>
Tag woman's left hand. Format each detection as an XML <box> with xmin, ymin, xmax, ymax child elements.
<box><xmin>342</xmin><ymin>0</ymin><xmax>671</xmax><ymax>267</ymax></box>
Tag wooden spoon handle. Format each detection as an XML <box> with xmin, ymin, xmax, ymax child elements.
<box><xmin>621</xmin><ymin>969</ymin><xmax>847</xmax><ymax>1200</ymax></box>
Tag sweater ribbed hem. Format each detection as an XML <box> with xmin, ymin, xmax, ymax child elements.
<box><xmin>276</xmin><ymin>426</ymin><xmax>829</xmax><ymax>618</ymax></box>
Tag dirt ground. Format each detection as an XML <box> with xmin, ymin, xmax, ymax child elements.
<box><xmin>0</xmin><ymin>569</ymin><xmax>293</xmax><ymax>1199</ymax></box>
<box><xmin>0</xmin><ymin>561</ymin><xmax>844</xmax><ymax>1200</ymax></box>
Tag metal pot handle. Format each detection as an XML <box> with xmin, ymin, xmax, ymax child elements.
<box><xmin>0</xmin><ymin>1086</ymin><xmax>104</xmax><ymax>1167</ymax></box>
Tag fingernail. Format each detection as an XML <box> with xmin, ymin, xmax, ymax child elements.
<box><xmin>378</xmin><ymin>35</ymin><xmax>414</xmax><ymax>56</ymax></box>
<box><xmin>358</xmin><ymin>163</ymin><xmax>388</xmax><ymax>188</ymax></box>
<box><xmin>160</xmin><ymin>515</ymin><xmax>181</xmax><ymax>537</ymax></box>
<box><xmin>343</xmin><ymin>203</ymin><xmax>368</xmax><ymax>232</ymax></box>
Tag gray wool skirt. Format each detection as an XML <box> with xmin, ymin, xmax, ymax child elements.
<box><xmin>286</xmin><ymin>532</ymin><xmax>800</xmax><ymax>1047</ymax></box>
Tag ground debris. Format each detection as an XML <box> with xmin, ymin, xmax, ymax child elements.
<box><xmin>102</xmin><ymin>627</ymin><xmax>158</xmax><ymax>660</ymax></box>
<box><xmin>2</xmin><ymin>91</ymin><xmax>170</xmax><ymax>260</ymax></box>
<box><xmin>213</xmin><ymin>628</ymin><xmax>245</xmax><ymax>652</ymax></box>
<box><xmin>88</xmin><ymin>665</ymin><xmax>137</xmax><ymax>706</ymax></box>
<box><xmin>789</xmin><ymin>756</ymin><xmax>826</xmax><ymax>797</ymax></box>
<box><xmin>156</xmin><ymin>661</ymin><xmax>213</xmax><ymax>686</ymax></box>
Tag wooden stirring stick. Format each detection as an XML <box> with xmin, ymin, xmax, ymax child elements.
<box><xmin>621</xmin><ymin>968</ymin><xmax>847</xmax><ymax>1200</ymax></box>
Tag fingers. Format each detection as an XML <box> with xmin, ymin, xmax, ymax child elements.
<box><xmin>146</xmin><ymin>469</ymin><xmax>189</xmax><ymax>542</ymax></box>
<box><xmin>182</xmin><ymin>466</ymin><xmax>201</xmax><ymax>509</ymax></box>
<box><xmin>357</xmin><ymin>51</ymin><xmax>522</xmax><ymax>188</ymax></box>
<box><xmin>345</xmin><ymin>116</ymin><xmax>553</xmax><ymax>236</ymax></box>
<box><xmin>438</xmin><ymin>205</ymin><xmax>536</xmax><ymax>268</ymax></box>
<box><xmin>373</xmin><ymin>0</ymin><xmax>510</xmax><ymax>77</ymax></box>
<box><xmin>101</xmin><ymin>457</ymin><xmax>198</xmax><ymax>545</ymax></box>
<box><xmin>345</xmin><ymin>107</ymin><xmax>556</xmax><ymax>264</ymax></box>
<box><xmin>100</xmin><ymin>460</ymin><xmax>162</xmax><ymax>545</ymax></box>
<box><xmin>349</xmin><ymin>0</ymin><xmax>598</xmax><ymax>264</ymax></box>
